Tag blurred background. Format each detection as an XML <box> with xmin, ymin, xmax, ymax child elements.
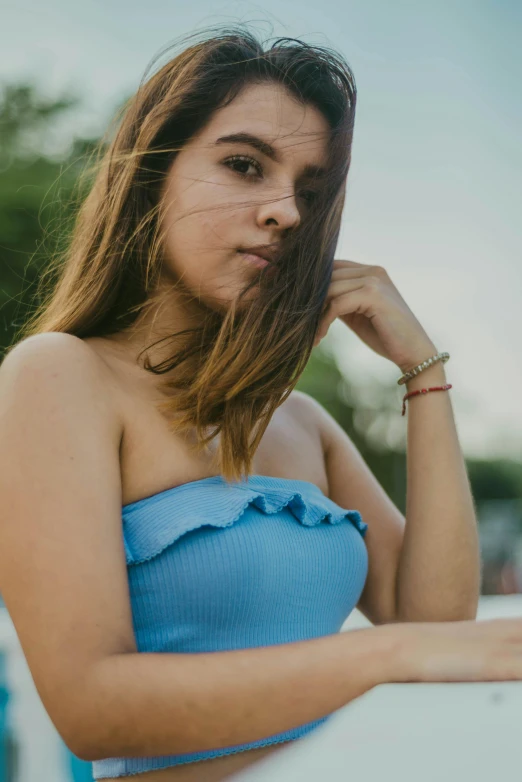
<box><xmin>0</xmin><ymin>0</ymin><xmax>521</xmax><ymax>779</ymax></box>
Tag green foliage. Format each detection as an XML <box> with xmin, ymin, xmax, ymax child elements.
<box><xmin>0</xmin><ymin>82</ymin><xmax>98</xmax><ymax>356</ymax></box>
<box><xmin>467</xmin><ymin>458</ymin><xmax>522</xmax><ymax>503</ymax></box>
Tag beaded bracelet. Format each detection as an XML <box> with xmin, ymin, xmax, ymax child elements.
<box><xmin>397</xmin><ymin>351</ymin><xmax>450</xmax><ymax>385</ymax></box>
<box><xmin>402</xmin><ymin>383</ymin><xmax>453</xmax><ymax>416</ymax></box>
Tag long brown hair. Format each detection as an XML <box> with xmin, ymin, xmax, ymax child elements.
<box><xmin>13</xmin><ymin>24</ymin><xmax>357</xmax><ymax>483</ymax></box>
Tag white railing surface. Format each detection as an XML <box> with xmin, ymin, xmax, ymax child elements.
<box><xmin>229</xmin><ymin>595</ymin><xmax>522</xmax><ymax>782</ymax></box>
<box><xmin>1</xmin><ymin>595</ymin><xmax>521</xmax><ymax>782</ymax></box>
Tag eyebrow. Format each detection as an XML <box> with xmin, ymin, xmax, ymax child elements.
<box><xmin>214</xmin><ymin>132</ymin><xmax>327</xmax><ymax>179</ymax></box>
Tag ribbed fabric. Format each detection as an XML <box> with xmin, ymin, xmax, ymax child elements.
<box><xmin>92</xmin><ymin>474</ymin><xmax>368</xmax><ymax>779</ymax></box>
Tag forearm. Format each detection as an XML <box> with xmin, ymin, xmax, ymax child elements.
<box><xmin>78</xmin><ymin>626</ymin><xmax>401</xmax><ymax>761</ymax></box>
<box><xmin>396</xmin><ymin>356</ymin><xmax>481</xmax><ymax>622</ymax></box>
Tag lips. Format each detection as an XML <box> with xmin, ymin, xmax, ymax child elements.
<box><xmin>238</xmin><ymin>245</ymin><xmax>280</xmax><ymax>264</ymax></box>
<box><xmin>240</xmin><ymin>252</ymin><xmax>271</xmax><ymax>269</ymax></box>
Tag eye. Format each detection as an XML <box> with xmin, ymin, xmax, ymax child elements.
<box><xmin>299</xmin><ymin>189</ymin><xmax>319</xmax><ymax>205</ymax></box>
<box><xmin>223</xmin><ymin>154</ymin><xmax>263</xmax><ymax>178</ymax></box>
<box><xmin>223</xmin><ymin>155</ymin><xmax>319</xmax><ymax>206</ymax></box>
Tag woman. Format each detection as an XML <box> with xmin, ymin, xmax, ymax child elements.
<box><xmin>0</xmin><ymin>24</ymin><xmax>521</xmax><ymax>782</ymax></box>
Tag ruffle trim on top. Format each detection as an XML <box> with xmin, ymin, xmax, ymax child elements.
<box><xmin>121</xmin><ymin>474</ymin><xmax>367</xmax><ymax>566</ymax></box>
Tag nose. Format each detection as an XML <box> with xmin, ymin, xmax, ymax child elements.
<box><xmin>255</xmin><ymin>185</ymin><xmax>302</xmax><ymax>232</ymax></box>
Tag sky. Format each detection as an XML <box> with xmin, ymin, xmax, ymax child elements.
<box><xmin>2</xmin><ymin>0</ymin><xmax>521</xmax><ymax>461</ymax></box>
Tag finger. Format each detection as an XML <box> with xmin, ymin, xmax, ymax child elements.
<box><xmin>319</xmin><ymin>279</ymin><xmax>369</xmax><ymax>334</ymax></box>
<box><xmin>330</xmin><ymin>264</ymin><xmax>387</xmax><ymax>280</ymax></box>
<box><xmin>332</xmin><ymin>259</ymin><xmax>376</xmax><ymax>270</ymax></box>
<box><xmin>324</xmin><ymin>277</ymin><xmax>374</xmax><ymax>303</ymax></box>
<box><xmin>319</xmin><ymin>288</ymin><xmax>374</xmax><ymax>334</ymax></box>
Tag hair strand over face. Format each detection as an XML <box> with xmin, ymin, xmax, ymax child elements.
<box><xmin>13</xmin><ymin>23</ymin><xmax>357</xmax><ymax>483</ymax></box>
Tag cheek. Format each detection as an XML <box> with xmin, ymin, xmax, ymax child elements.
<box><xmin>166</xmin><ymin>189</ymin><xmax>242</xmax><ymax>258</ymax></box>
<box><xmin>158</xmin><ymin>183</ymin><xmax>254</xmax><ymax>307</ymax></box>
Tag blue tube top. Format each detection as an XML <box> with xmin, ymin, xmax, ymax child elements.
<box><xmin>91</xmin><ymin>474</ymin><xmax>368</xmax><ymax>779</ymax></box>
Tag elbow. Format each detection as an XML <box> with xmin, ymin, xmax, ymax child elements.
<box><xmin>67</xmin><ymin>740</ymin><xmax>100</xmax><ymax>764</ymax></box>
<box><xmin>395</xmin><ymin>603</ymin><xmax>479</xmax><ymax>623</ymax></box>
<box><xmin>62</xmin><ymin>715</ymin><xmax>116</xmax><ymax>762</ymax></box>
<box><xmin>60</xmin><ymin>659</ymin><xmax>137</xmax><ymax>762</ymax></box>
<box><xmin>434</xmin><ymin>594</ymin><xmax>480</xmax><ymax>623</ymax></box>
<box><xmin>395</xmin><ymin>584</ymin><xmax>480</xmax><ymax>624</ymax></box>
<box><xmin>51</xmin><ymin>684</ymin><xmax>112</xmax><ymax>762</ymax></box>
<box><xmin>59</xmin><ymin>701</ymin><xmax>117</xmax><ymax>762</ymax></box>
<box><xmin>456</xmin><ymin>602</ymin><xmax>479</xmax><ymax>622</ymax></box>
<box><xmin>59</xmin><ymin>720</ymin><xmax>103</xmax><ymax>763</ymax></box>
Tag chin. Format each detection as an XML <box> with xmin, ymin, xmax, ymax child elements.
<box><xmin>186</xmin><ymin>271</ymin><xmax>261</xmax><ymax>315</ymax></box>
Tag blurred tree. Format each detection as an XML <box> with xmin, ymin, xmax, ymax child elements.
<box><xmin>0</xmin><ymin>81</ymin><xmax>100</xmax><ymax>356</ymax></box>
<box><xmin>467</xmin><ymin>458</ymin><xmax>522</xmax><ymax>503</ymax></box>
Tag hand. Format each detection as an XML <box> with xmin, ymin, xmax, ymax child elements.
<box><xmin>390</xmin><ymin>618</ymin><xmax>522</xmax><ymax>683</ymax></box>
<box><xmin>313</xmin><ymin>259</ymin><xmax>437</xmax><ymax>373</ymax></box>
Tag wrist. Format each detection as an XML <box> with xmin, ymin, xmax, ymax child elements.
<box><xmin>376</xmin><ymin>623</ymin><xmax>418</xmax><ymax>684</ymax></box>
<box><xmin>404</xmin><ymin>361</ymin><xmax>447</xmax><ymax>391</ymax></box>
<box><xmin>376</xmin><ymin>622</ymin><xmax>431</xmax><ymax>684</ymax></box>
<box><xmin>342</xmin><ymin>623</ymin><xmax>411</xmax><ymax>688</ymax></box>
<box><xmin>398</xmin><ymin>342</ymin><xmax>439</xmax><ymax>373</ymax></box>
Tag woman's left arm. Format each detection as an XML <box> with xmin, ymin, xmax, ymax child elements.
<box><xmin>395</xmin><ymin>357</ymin><xmax>481</xmax><ymax>622</ymax></box>
<box><xmin>312</xmin><ymin>259</ymin><xmax>482</xmax><ymax>623</ymax></box>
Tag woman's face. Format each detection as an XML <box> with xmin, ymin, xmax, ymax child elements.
<box><xmin>158</xmin><ymin>81</ymin><xmax>330</xmax><ymax>312</ymax></box>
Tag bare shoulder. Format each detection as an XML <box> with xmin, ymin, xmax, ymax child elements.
<box><xmin>4</xmin><ymin>331</ymin><xmax>102</xmax><ymax>376</ymax></box>
<box><xmin>285</xmin><ymin>389</ymin><xmax>331</xmax><ymax>451</ymax></box>
<box><xmin>2</xmin><ymin>332</ymin><xmax>124</xmax><ymax>441</ymax></box>
<box><xmin>289</xmin><ymin>388</ymin><xmax>325</xmax><ymax>414</ymax></box>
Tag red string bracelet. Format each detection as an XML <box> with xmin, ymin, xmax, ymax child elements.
<box><xmin>402</xmin><ymin>384</ymin><xmax>453</xmax><ymax>416</ymax></box>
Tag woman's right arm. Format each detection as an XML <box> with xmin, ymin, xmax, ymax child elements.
<box><xmin>1</xmin><ymin>333</ymin><xmax>521</xmax><ymax>764</ymax></box>
<box><xmin>85</xmin><ymin>623</ymin><xmax>401</xmax><ymax>759</ymax></box>
<box><xmin>78</xmin><ymin>612</ymin><xmax>522</xmax><ymax>762</ymax></box>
